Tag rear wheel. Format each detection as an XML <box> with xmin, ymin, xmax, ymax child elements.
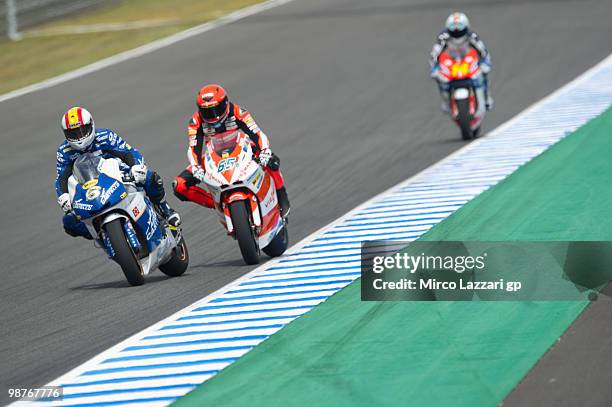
<box><xmin>104</xmin><ymin>218</ymin><xmax>144</xmax><ymax>286</ymax></box>
<box><xmin>229</xmin><ymin>200</ymin><xmax>260</xmax><ymax>265</ymax></box>
<box><xmin>456</xmin><ymin>98</ymin><xmax>473</xmax><ymax>140</ymax></box>
<box><xmin>159</xmin><ymin>234</ymin><xmax>189</xmax><ymax>277</ymax></box>
<box><xmin>263</xmin><ymin>223</ymin><xmax>288</xmax><ymax>257</ymax></box>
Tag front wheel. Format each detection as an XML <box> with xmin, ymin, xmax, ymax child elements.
<box><xmin>229</xmin><ymin>200</ymin><xmax>260</xmax><ymax>265</ymax></box>
<box><xmin>456</xmin><ymin>98</ymin><xmax>473</xmax><ymax>140</ymax></box>
<box><xmin>263</xmin><ymin>223</ymin><xmax>288</xmax><ymax>257</ymax></box>
<box><xmin>159</xmin><ymin>234</ymin><xmax>189</xmax><ymax>277</ymax></box>
<box><xmin>104</xmin><ymin>218</ymin><xmax>144</xmax><ymax>286</ymax></box>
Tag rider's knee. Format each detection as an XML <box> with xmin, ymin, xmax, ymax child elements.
<box><xmin>266</xmin><ymin>166</ymin><xmax>285</xmax><ymax>189</ymax></box>
<box><xmin>63</xmin><ymin>213</ymin><xmax>93</xmax><ymax>240</ymax></box>
<box><xmin>172</xmin><ymin>176</ymin><xmax>189</xmax><ymax>202</ymax></box>
<box><xmin>145</xmin><ymin>171</ymin><xmax>166</xmax><ymax>202</ymax></box>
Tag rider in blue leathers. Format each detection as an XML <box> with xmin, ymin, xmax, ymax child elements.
<box><xmin>56</xmin><ymin>107</ymin><xmax>180</xmax><ymax>239</ymax></box>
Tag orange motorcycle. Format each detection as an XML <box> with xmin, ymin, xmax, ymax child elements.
<box><xmin>436</xmin><ymin>46</ymin><xmax>487</xmax><ymax>140</ymax></box>
<box><xmin>201</xmin><ymin>130</ymin><xmax>288</xmax><ymax>264</ymax></box>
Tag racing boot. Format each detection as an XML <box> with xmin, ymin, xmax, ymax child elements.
<box><xmin>155</xmin><ymin>199</ymin><xmax>181</xmax><ymax>227</ymax></box>
<box><xmin>276</xmin><ymin>187</ymin><xmax>291</xmax><ymax>218</ymax></box>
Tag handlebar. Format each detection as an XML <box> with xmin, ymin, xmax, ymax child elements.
<box><xmin>122</xmin><ymin>173</ymin><xmax>135</xmax><ymax>183</ymax></box>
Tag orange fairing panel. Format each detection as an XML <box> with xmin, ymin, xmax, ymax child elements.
<box><xmin>225</xmin><ymin>191</ymin><xmax>250</xmax><ymax>204</ymax></box>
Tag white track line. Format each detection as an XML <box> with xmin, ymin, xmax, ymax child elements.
<box><xmin>0</xmin><ymin>0</ymin><xmax>296</xmax><ymax>104</ymax></box>
<box><xmin>11</xmin><ymin>54</ymin><xmax>612</xmax><ymax>406</ymax></box>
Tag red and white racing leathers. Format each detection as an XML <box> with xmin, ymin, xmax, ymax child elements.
<box><xmin>173</xmin><ymin>102</ymin><xmax>285</xmax><ymax>208</ymax></box>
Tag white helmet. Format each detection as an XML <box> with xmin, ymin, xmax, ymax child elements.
<box><xmin>61</xmin><ymin>107</ymin><xmax>95</xmax><ymax>151</ymax></box>
<box><xmin>445</xmin><ymin>12</ymin><xmax>470</xmax><ymax>40</ymax></box>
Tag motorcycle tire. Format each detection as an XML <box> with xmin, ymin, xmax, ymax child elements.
<box><xmin>456</xmin><ymin>98</ymin><xmax>473</xmax><ymax>140</ymax></box>
<box><xmin>159</xmin><ymin>234</ymin><xmax>189</xmax><ymax>277</ymax></box>
<box><xmin>473</xmin><ymin>126</ymin><xmax>481</xmax><ymax>138</ymax></box>
<box><xmin>229</xmin><ymin>200</ymin><xmax>260</xmax><ymax>265</ymax></box>
<box><xmin>104</xmin><ymin>218</ymin><xmax>145</xmax><ymax>286</ymax></box>
<box><xmin>263</xmin><ymin>223</ymin><xmax>288</xmax><ymax>258</ymax></box>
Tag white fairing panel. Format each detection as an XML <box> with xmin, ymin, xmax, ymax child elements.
<box><xmin>454</xmin><ymin>88</ymin><xmax>469</xmax><ymax>100</ymax></box>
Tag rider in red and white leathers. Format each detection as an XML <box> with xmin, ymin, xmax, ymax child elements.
<box><xmin>429</xmin><ymin>12</ymin><xmax>493</xmax><ymax>111</ymax></box>
<box><xmin>173</xmin><ymin>84</ymin><xmax>290</xmax><ymax>216</ymax></box>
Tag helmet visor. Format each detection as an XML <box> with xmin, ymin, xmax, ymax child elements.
<box><xmin>64</xmin><ymin>122</ymin><xmax>93</xmax><ymax>142</ymax></box>
<box><xmin>449</xmin><ymin>27</ymin><xmax>468</xmax><ymax>38</ymax></box>
<box><xmin>199</xmin><ymin>98</ymin><xmax>228</xmax><ymax>124</ymax></box>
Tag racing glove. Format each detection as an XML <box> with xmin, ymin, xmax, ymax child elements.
<box><xmin>259</xmin><ymin>148</ymin><xmax>273</xmax><ymax>167</ymax></box>
<box><xmin>193</xmin><ymin>166</ymin><xmax>206</xmax><ymax>182</ymax></box>
<box><xmin>58</xmin><ymin>193</ymin><xmax>72</xmax><ymax>213</ymax></box>
<box><xmin>130</xmin><ymin>164</ymin><xmax>148</xmax><ymax>184</ymax></box>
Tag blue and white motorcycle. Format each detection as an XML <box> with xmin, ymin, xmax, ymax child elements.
<box><xmin>68</xmin><ymin>153</ymin><xmax>189</xmax><ymax>286</ymax></box>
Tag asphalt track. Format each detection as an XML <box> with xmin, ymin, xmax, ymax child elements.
<box><xmin>0</xmin><ymin>0</ymin><xmax>610</xmax><ymax>405</ymax></box>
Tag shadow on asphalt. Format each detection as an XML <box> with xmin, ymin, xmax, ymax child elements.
<box><xmin>192</xmin><ymin>258</ymin><xmax>252</xmax><ymax>268</ymax></box>
<box><xmin>70</xmin><ymin>274</ymin><xmax>173</xmax><ymax>290</ymax></box>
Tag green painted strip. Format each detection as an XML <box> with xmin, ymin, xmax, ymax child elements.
<box><xmin>173</xmin><ymin>107</ymin><xmax>612</xmax><ymax>407</ymax></box>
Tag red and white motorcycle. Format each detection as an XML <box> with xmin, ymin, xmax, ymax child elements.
<box><xmin>201</xmin><ymin>130</ymin><xmax>288</xmax><ymax>264</ymax></box>
<box><xmin>436</xmin><ymin>45</ymin><xmax>487</xmax><ymax>140</ymax></box>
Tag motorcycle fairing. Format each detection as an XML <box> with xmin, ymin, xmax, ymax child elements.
<box><xmin>203</xmin><ymin>131</ymin><xmax>285</xmax><ymax>249</ymax></box>
<box><xmin>68</xmin><ymin>155</ymin><xmax>180</xmax><ymax>276</ymax></box>
<box><xmin>72</xmin><ymin>173</ymin><xmax>127</xmax><ymax>220</ymax></box>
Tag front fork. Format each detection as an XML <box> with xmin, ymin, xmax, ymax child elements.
<box><xmin>99</xmin><ymin>219</ymin><xmax>141</xmax><ymax>258</ymax></box>
<box><xmin>223</xmin><ymin>194</ymin><xmax>261</xmax><ymax>237</ymax></box>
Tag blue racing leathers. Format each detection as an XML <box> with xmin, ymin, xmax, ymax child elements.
<box><xmin>55</xmin><ymin>128</ymin><xmax>165</xmax><ymax>239</ymax></box>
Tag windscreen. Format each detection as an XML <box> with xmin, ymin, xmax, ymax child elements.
<box><xmin>211</xmin><ymin>131</ymin><xmax>240</xmax><ymax>155</ymax></box>
<box><xmin>448</xmin><ymin>44</ymin><xmax>470</xmax><ymax>60</ymax></box>
<box><xmin>73</xmin><ymin>154</ymin><xmax>103</xmax><ymax>184</ymax></box>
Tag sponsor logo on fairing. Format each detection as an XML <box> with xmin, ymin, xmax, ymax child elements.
<box><xmin>145</xmin><ymin>209</ymin><xmax>159</xmax><ymax>240</ymax></box>
<box><xmin>99</xmin><ymin>181</ymin><xmax>120</xmax><ymax>204</ymax></box>
<box><xmin>73</xmin><ymin>201</ymin><xmax>93</xmax><ymax>211</ymax></box>
<box><xmin>82</xmin><ymin>179</ymin><xmax>98</xmax><ymax>189</ymax></box>
<box><xmin>262</xmin><ymin>188</ymin><xmax>277</xmax><ymax>212</ymax></box>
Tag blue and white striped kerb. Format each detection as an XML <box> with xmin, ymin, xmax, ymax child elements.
<box><xmin>17</xmin><ymin>54</ymin><xmax>612</xmax><ymax>407</ymax></box>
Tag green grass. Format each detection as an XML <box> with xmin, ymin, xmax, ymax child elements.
<box><xmin>0</xmin><ymin>0</ymin><xmax>264</xmax><ymax>95</ymax></box>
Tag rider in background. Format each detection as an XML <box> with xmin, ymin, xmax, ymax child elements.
<box><xmin>173</xmin><ymin>84</ymin><xmax>291</xmax><ymax>217</ymax></box>
<box><xmin>429</xmin><ymin>12</ymin><xmax>493</xmax><ymax>112</ymax></box>
<box><xmin>56</xmin><ymin>107</ymin><xmax>181</xmax><ymax>240</ymax></box>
